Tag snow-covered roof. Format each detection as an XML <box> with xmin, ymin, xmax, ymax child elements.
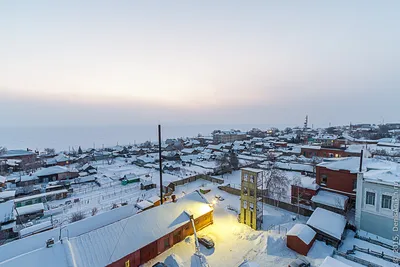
<box><xmin>307</xmin><ymin>208</ymin><xmax>346</xmax><ymax>240</ymax></box>
<box><xmin>137</xmin><ymin>155</ymin><xmax>156</xmax><ymax>163</ymax></box>
<box><xmin>287</xmin><ymin>224</ymin><xmax>316</xmax><ymax>245</ymax></box>
<box><xmin>0</xmin><ymin>176</ymin><xmax>6</xmax><ymax>184</ymax></box>
<box><xmin>74</xmin><ymin>176</ymin><xmax>96</xmax><ymax>183</ymax></box>
<box><xmin>68</xmin><ymin>191</ymin><xmax>211</xmax><ymax>266</ymax></box>
<box><xmin>0</xmin><ymin>190</ymin><xmax>16</xmax><ymax>199</ymax></box>
<box><xmin>15</xmin><ymin>189</ymin><xmax>68</xmax><ymax>203</ymax></box>
<box><xmin>311</xmin><ymin>190</ymin><xmax>348</xmax><ymax>210</ymax></box>
<box><xmin>301</xmin><ymin>145</ymin><xmax>321</xmax><ymax>150</ymax></box>
<box><xmin>344</xmin><ymin>144</ymin><xmax>368</xmax><ymax>153</ymax></box>
<box><xmin>363</xmin><ymin>169</ymin><xmax>400</xmax><ymax>185</ymax></box>
<box><xmin>319</xmin><ymin>256</ymin><xmax>351</xmax><ymax>267</ymax></box>
<box><xmin>206</xmin><ymin>144</ymin><xmax>223</xmax><ymax>150</ymax></box>
<box><xmin>0</xmin><ymin>150</ymin><xmax>35</xmax><ymax>158</ymax></box>
<box><xmin>19</xmin><ymin>221</ymin><xmax>53</xmax><ymax>238</ymax></box>
<box><xmin>1</xmin><ymin>241</ymin><xmax>70</xmax><ymax>267</ymax></box>
<box><xmin>16</xmin><ymin>203</ymin><xmax>44</xmax><ymax>216</ymax></box>
<box><xmin>147</xmin><ymin>196</ymin><xmax>160</xmax><ymax>204</ymax></box>
<box><xmin>20</xmin><ymin>174</ymin><xmax>38</xmax><ymax>182</ymax></box>
<box><xmin>35</xmin><ymin>166</ymin><xmax>74</xmax><ymax>177</ymax></box>
<box><xmin>136</xmin><ymin>200</ymin><xmax>154</xmax><ymax>210</ymax></box>
<box><xmin>181</xmin><ymin>148</ymin><xmax>195</xmax><ymax>154</ymax></box>
<box><xmin>0</xmin><ymin>203</ymin><xmax>139</xmax><ymax>263</ymax></box>
<box><xmin>318</xmin><ymin>157</ymin><xmax>399</xmax><ymax>173</ymax></box>
<box><xmin>78</xmin><ymin>172</ymin><xmax>89</xmax><ymax>177</ymax></box>
<box><xmin>275</xmin><ymin>162</ymin><xmax>314</xmax><ymax>173</ymax></box>
<box><xmin>0</xmin><ymin>200</ymin><xmax>15</xmax><ymax>223</ymax></box>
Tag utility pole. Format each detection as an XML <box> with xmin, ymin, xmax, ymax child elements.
<box><xmin>158</xmin><ymin>125</ymin><xmax>163</xmax><ymax>205</ymax></box>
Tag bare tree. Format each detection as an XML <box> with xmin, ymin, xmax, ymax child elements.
<box><xmin>106</xmin><ymin>156</ymin><xmax>115</xmax><ymax>165</ymax></box>
<box><xmin>263</xmin><ymin>162</ymin><xmax>290</xmax><ymax>206</ymax></box>
<box><xmin>91</xmin><ymin>207</ymin><xmax>98</xmax><ymax>216</ymax></box>
<box><xmin>292</xmin><ymin>176</ymin><xmax>304</xmax><ymax>217</ymax></box>
<box><xmin>44</xmin><ymin>148</ymin><xmax>55</xmax><ymax>155</ymax></box>
<box><xmin>70</xmin><ymin>211</ymin><xmax>85</xmax><ymax>222</ymax></box>
<box><xmin>0</xmin><ymin>231</ymin><xmax>10</xmax><ymax>245</ymax></box>
<box><xmin>216</xmin><ymin>153</ymin><xmax>231</xmax><ymax>174</ymax></box>
<box><xmin>310</xmin><ymin>157</ymin><xmax>322</xmax><ymax>177</ymax></box>
<box><xmin>229</xmin><ymin>151</ymin><xmax>239</xmax><ymax>170</ymax></box>
<box><xmin>0</xmin><ymin>146</ymin><xmax>7</xmax><ymax>156</ymax></box>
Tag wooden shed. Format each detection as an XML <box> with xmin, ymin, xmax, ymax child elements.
<box><xmin>286</xmin><ymin>223</ymin><xmax>316</xmax><ymax>256</ymax></box>
<box><xmin>306</xmin><ymin>208</ymin><xmax>346</xmax><ymax>248</ymax></box>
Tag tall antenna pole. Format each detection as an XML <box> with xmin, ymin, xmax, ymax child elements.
<box><xmin>158</xmin><ymin>124</ymin><xmax>163</xmax><ymax>205</ymax></box>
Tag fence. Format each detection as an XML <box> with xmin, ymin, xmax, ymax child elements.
<box><xmin>170</xmin><ymin>174</ymin><xmax>224</xmax><ymax>187</ymax></box>
<box><xmin>334</xmin><ymin>250</ymin><xmax>382</xmax><ymax>267</ymax></box>
<box><xmin>218</xmin><ymin>185</ymin><xmax>314</xmax><ymax>217</ymax></box>
<box><xmin>268</xmin><ymin>224</ymin><xmax>288</xmax><ymax>235</ymax></box>
<box><xmin>354</xmin><ymin>233</ymin><xmax>394</xmax><ymax>250</ymax></box>
<box><xmin>352</xmin><ymin>245</ymin><xmax>400</xmax><ymax>264</ymax></box>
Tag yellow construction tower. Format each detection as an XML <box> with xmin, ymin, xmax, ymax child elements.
<box><xmin>239</xmin><ymin>168</ymin><xmax>264</xmax><ymax>230</ymax></box>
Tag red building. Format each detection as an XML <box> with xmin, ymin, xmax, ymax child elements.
<box><xmin>301</xmin><ymin>146</ymin><xmax>350</xmax><ymax>158</ymax></box>
<box><xmin>291</xmin><ymin>184</ymin><xmax>318</xmax><ymax>206</ymax></box>
<box><xmin>287</xmin><ymin>224</ymin><xmax>316</xmax><ymax>256</ymax></box>
<box><xmin>316</xmin><ymin>160</ymin><xmax>358</xmax><ymax>200</ymax></box>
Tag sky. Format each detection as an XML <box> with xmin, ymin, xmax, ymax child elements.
<box><xmin>1</xmin><ymin>0</ymin><xmax>399</xmax><ymax>128</ymax></box>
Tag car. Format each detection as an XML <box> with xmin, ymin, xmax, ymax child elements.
<box><xmin>152</xmin><ymin>262</ymin><xmax>167</xmax><ymax>267</ymax></box>
<box><xmin>215</xmin><ymin>195</ymin><xmax>224</xmax><ymax>201</ymax></box>
<box><xmin>288</xmin><ymin>258</ymin><xmax>310</xmax><ymax>267</ymax></box>
<box><xmin>198</xmin><ymin>235</ymin><xmax>215</xmax><ymax>249</ymax></box>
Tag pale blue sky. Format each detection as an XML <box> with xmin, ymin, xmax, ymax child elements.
<box><xmin>1</xmin><ymin>1</ymin><xmax>399</xmax><ymax>127</ymax></box>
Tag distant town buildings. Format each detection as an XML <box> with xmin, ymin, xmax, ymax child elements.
<box><xmin>213</xmin><ymin>130</ymin><xmax>247</xmax><ymax>144</ymax></box>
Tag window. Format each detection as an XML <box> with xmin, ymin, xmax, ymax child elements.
<box><xmin>250</xmin><ymin>175</ymin><xmax>255</xmax><ymax>183</ymax></box>
<box><xmin>249</xmin><ymin>189</ymin><xmax>254</xmax><ymax>197</ymax></box>
<box><xmin>366</xmin><ymin>191</ymin><xmax>375</xmax><ymax>206</ymax></box>
<box><xmin>321</xmin><ymin>175</ymin><xmax>328</xmax><ymax>186</ymax></box>
<box><xmin>249</xmin><ymin>202</ymin><xmax>254</xmax><ymax>211</ymax></box>
<box><xmin>352</xmin><ymin>179</ymin><xmax>357</xmax><ymax>191</ymax></box>
<box><xmin>382</xmin><ymin>195</ymin><xmax>392</xmax><ymax>209</ymax></box>
<box><xmin>243</xmin><ymin>173</ymin><xmax>248</xmax><ymax>182</ymax></box>
<box><xmin>243</xmin><ymin>200</ymin><xmax>247</xmax><ymax>209</ymax></box>
<box><xmin>243</xmin><ymin>187</ymin><xmax>248</xmax><ymax>195</ymax></box>
<box><xmin>125</xmin><ymin>260</ymin><xmax>130</xmax><ymax>267</ymax></box>
<box><xmin>164</xmin><ymin>237</ymin><xmax>170</xmax><ymax>249</ymax></box>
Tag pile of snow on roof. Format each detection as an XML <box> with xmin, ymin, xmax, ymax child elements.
<box><xmin>287</xmin><ymin>224</ymin><xmax>316</xmax><ymax>245</ymax></box>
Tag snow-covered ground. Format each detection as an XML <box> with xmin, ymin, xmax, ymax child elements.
<box><xmin>19</xmin><ymin>158</ymin><xmax>212</xmax><ymax>231</ymax></box>
<box><xmin>145</xmin><ymin>182</ymin><xmax>344</xmax><ymax>267</ymax></box>
<box><xmin>11</xmin><ymin>157</ymin><xmax>396</xmax><ymax>267</ymax></box>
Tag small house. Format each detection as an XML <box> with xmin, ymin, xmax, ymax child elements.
<box><xmin>286</xmin><ymin>224</ymin><xmax>316</xmax><ymax>256</ymax></box>
<box><xmin>311</xmin><ymin>190</ymin><xmax>349</xmax><ymax>215</ymax></box>
<box><xmin>0</xmin><ymin>200</ymin><xmax>16</xmax><ymax>239</ymax></box>
<box><xmin>140</xmin><ymin>180</ymin><xmax>156</xmax><ymax>190</ymax></box>
<box><xmin>0</xmin><ymin>190</ymin><xmax>16</xmax><ymax>202</ymax></box>
<box><xmin>16</xmin><ymin>203</ymin><xmax>45</xmax><ymax>224</ymax></box>
<box><xmin>135</xmin><ymin>200</ymin><xmax>154</xmax><ymax>212</ymax></box>
<box><xmin>147</xmin><ymin>196</ymin><xmax>161</xmax><ymax>207</ymax></box>
<box><xmin>306</xmin><ymin>208</ymin><xmax>346</xmax><ymax>248</ymax></box>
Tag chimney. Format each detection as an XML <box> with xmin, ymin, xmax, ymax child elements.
<box><xmin>359</xmin><ymin>150</ymin><xmax>364</xmax><ymax>172</ymax></box>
